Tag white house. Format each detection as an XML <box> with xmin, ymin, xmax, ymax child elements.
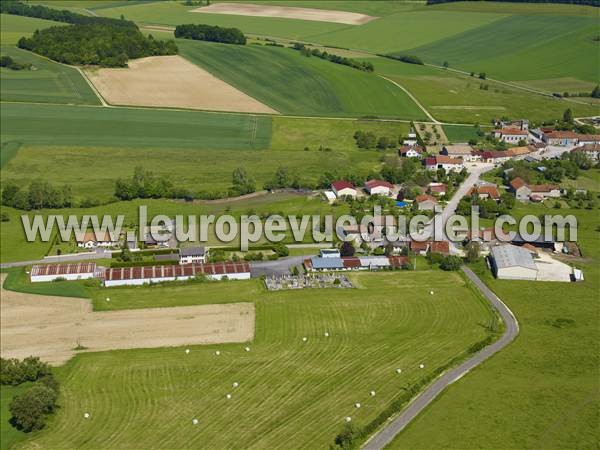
<box><xmin>331</xmin><ymin>180</ymin><xmax>357</xmax><ymax>198</ymax></box>
<box><xmin>415</xmin><ymin>194</ymin><xmax>438</xmax><ymax>211</ymax></box>
<box><xmin>424</xmin><ymin>155</ymin><xmax>464</xmax><ymax>172</ymax></box>
<box><xmin>399</xmin><ymin>145</ymin><xmax>424</xmax><ymax>158</ymax></box>
<box><xmin>320</xmin><ymin>248</ymin><xmax>341</xmax><ymax>258</ymax></box>
<box><xmin>365</xmin><ymin>179</ymin><xmax>394</xmax><ymax>196</ymax></box>
<box><xmin>30</xmin><ymin>263</ymin><xmax>98</xmax><ymax>283</ymax></box>
<box><xmin>490</xmin><ymin>245</ymin><xmax>538</xmax><ymax>281</ymax></box>
<box><xmin>491</xmin><ymin>128</ymin><xmax>529</xmax><ymax>144</ymax></box>
<box><xmin>179</xmin><ymin>246</ymin><xmax>207</xmax><ymax>264</ymax></box>
<box><xmin>76</xmin><ymin>231</ymin><xmax>117</xmax><ymax>249</ymax></box>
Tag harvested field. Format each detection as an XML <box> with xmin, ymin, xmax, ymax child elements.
<box><xmin>192</xmin><ymin>2</ymin><xmax>376</xmax><ymax>25</ymax></box>
<box><xmin>0</xmin><ymin>275</ymin><xmax>254</xmax><ymax>365</ymax></box>
<box><xmin>84</xmin><ymin>55</ymin><xmax>277</xmax><ymax>114</ymax></box>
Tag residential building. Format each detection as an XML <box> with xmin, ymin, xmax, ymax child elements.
<box><xmin>490</xmin><ymin>244</ymin><xmax>538</xmax><ymax>281</ymax></box>
<box><xmin>542</xmin><ymin>130</ymin><xmax>579</xmax><ymax>146</ymax></box>
<box><xmin>399</xmin><ymin>145</ymin><xmax>424</xmax><ymax>158</ymax></box>
<box><xmin>441</xmin><ymin>144</ymin><xmax>473</xmax><ymax>159</ymax></box>
<box><xmin>76</xmin><ymin>230</ymin><xmax>117</xmax><ymax>249</ymax></box>
<box><xmin>424</xmin><ymin>155</ymin><xmax>464</xmax><ymax>172</ymax></box>
<box><xmin>576</xmin><ymin>135</ymin><xmax>600</xmax><ymax>147</ymax></box>
<box><xmin>505</xmin><ymin>146</ymin><xmax>532</xmax><ymax>159</ymax></box>
<box><xmin>479</xmin><ymin>150</ymin><xmax>511</xmax><ymax>164</ymax></box>
<box><xmin>415</xmin><ymin>194</ymin><xmax>438</xmax><ymax>211</ymax></box>
<box><xmin>331</xmin><ymin>180</ymin><xmax>357</xmax><ymax>198</ymax></box>
<box><xmin>467</xmin><ymin>185</ymin><xmax>500</xmax><ymax>200</ymax></box>
<box><xmin>572</xmin><ymin>143</ymin><xmax>599</xmax><ymax>161</ymax></box>
<box><xmin>179</xmin><ymin>246</ymin><xmax>207</xmax><ymax>264</ymax></box>
<box><xmin>427</xmin><ymin>182</ymin><xmax>447</xmax><ymax>196</ymax></box>
<box><xmin>509</xmin><ymin>177</ymin><xmax>560</xmax><ymax>202</ymax></box>
<box><xmin>509</xmin><ymin>177</ymin><xmax>531</xmax><ymax>201</ymax></box>
<box><xmin>491</xmin><ymin>128</ymin><xmax>529</xmax><ymax>144</ymax></box>
<box><xmin>365</xmin><ymin>179</ymin><xmax>394</xmax><ymax>196</ymax></box>
<box><xmin>30</xmin><ymin>263</ymin><xmax>98</xmax><ymax>283</ymax></box>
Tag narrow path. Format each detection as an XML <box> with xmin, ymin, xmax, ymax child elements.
<box><xmin>362</xmin><ymin>266</ymin><xmax>519</xmax><ymax>449</ymax></box>
<box><xmin>378</xmin><ymin>75</ymin><xmax>439</xmax><ymax>124</ymax></box>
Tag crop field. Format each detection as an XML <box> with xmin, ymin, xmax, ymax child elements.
<box><xmin>10</xmin><ymin>271</ymin><xmax>495</xmax><ymax>449</ymax></box>
<box><xmin>178</xmin><ymin>40</ymin><xmax>425</xmax><ymax>119</ymax></box>
<box><xmin>368</xmin><ymin>57</ymin><xmax>598</xmax><ymax>124</ymax></box>
<box><xmin>0</xmin><ymin>13</ymin><xmax>61</xmax><ymax>45</ymax></box>
<box><xmin>390</xmin><ymin>205</ymin><xmax>600</xmax><ymax>449</ymax></box>
<box><xmin>0</xmin><ymin>103</ymin><xmax>272</xmax><ymax>150</ymax></box>
<box><xmin>1</xmin><ymin>116</ymin><xmax>405</xmax><ymax>201</ymax></box>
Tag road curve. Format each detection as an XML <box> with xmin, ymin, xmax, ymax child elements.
<box><xmin>363</xmin><ymin>266</ymin><xmax>519</xmax><ymax>450</ymax></box>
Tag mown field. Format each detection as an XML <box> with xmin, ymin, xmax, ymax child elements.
<box><xmin>390</xmin><ymin>204</ymin><xmax>600</xmax><ymax>449</ymax></box>
<box><xmin>1</xmin><ymin>116</ymin><xmax>406</xmax><ymax>201</ymax></box>
<box><xmin>368</xmin><ymin>57</ymin><xmax>598</xmax><ymax>124</ymax></box>
<box><xmin>178</xmin><ymin>40</ymin><xmax>425</xmax><ymax>119</ymax></box>
<box><xmin>6</xmin><ymin>270</ymin><xmax>495</xmax><ymax>449</ymax></box>
<box><xmin>0</xmin><ymin>13</ymin><xmax>61</xmax><ymax>45</ymax></box>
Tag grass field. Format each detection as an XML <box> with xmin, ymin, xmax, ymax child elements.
<box><xmin>0</xmin><ymin>383</ymin><xmax>31</xmax><ymax>450</ymax></box>
<box><xmin>1</xmin><ymin>116</ymin><xmax>406</xmax><ymax>201</ymax></box>
<box><xmin>0</xmin><ymin>103</ymin><xmax>272</xmax><ymax>149</ymax></box>
<box><xmin>368</xmin><ymin>57</ymin><xmax>599</xmax><ymax>124</ymax></box>
<box><xmin>178</xmin><ymin>40</ymin><xmax>425</xmax><ymax>119</ymax></box>
<box><xmin>0</xmin><ymin>13</ymin><xmax>61</xmax><ymax>45</ymax></box>
<box><xmin>390</xmin><ymin>204</ymin><xmax>600</xmax><ymax>449</ymax></box>
<box><xmin>442</xmin><ymin>125</ymin><xmax>481</xmax><ymax>143</ymax></box>
<box><xmin>10</xmin><ymin>270</ymin><xmax>495</xmax><ymax>449</ymax></box>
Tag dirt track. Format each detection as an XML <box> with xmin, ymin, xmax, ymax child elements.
<box><xmin>192</xmin><ymin>3</ymin><xmax>376</xmax><ymax>25</ymax></box>
<box><xmin>85</xmin><ymin>55</ymin><xmax>277</xmax><ymax>114</ymax></box>
<box><xmin>0</xmin><ymin>275</ymin><xmax>254</xmax><ymax>365</ymax></box>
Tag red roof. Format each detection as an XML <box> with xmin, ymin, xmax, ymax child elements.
<box><xmin>467</xmin><ymin>185</ymin><xmax>500</xmax><ymax>199</ymax></box>
<box><xmin>104</xmin><ymin>262</ymin><xmax>250</xmax><ymax>282</ymax></box>
<box><xmin>435</xmin><ymin>155</ymin><xmax>462</xmax><ymax>165</ymax></box>
<box><xmin>529</xmin><ymin>183</ymin><xmax>559</xmax><ymax>193</ymax></box>
<box><xmin>30</xmin><ymin>262</ymin><xmax>97</xmax><ymax>277</ymax></box>
<box><xmin>365</xmin><ymin>179</ymin><xmax>393</xmax><ymax>190</ymax></box>
<box><xmin>510</xmin><ymin>177</ymin><xmax>526</xmax><ymax>190</ymax></box>
<box><xmin>388</xmin><ymin>256</ymin><xmax>410</xmax><ymax>267</ymax></box>
<box><xmin>545</xmin><ymin>131</ymin><xmax>579</xmax><ymax>139</ymax></box>
<box><xmin>428</xmin><ymin>183</ymin><xmax>447</xmax><ymax>193</ymax></box>
<box><xmin>494</xmin><ymin>128</ymin><xmax>528</xmax><ymax>136</ymax></box>
<box><xmin>332</xmin><ymin>180</ymin><xmax>355</xmax><ymax>191</ymax></box>
<box><xmin>424</xmin><ymin>157</ymin><xmax>437</xmax><ymax>166</ymax></box>
<box><xmin>342</xmin><ymin>257</ymin><xmax>362</xmax><ymax>269</ymax></box>
<box><xmin>416</xmin><ymin>194</ymin><xmax>437</xmax><ymax>203</ymax></box>
<box><xmin>429</xmin><ymin>241</ymin><xmax>450</xmax><ymax>255</ymax></box>
<box><xmin>410</xmin><ymin>240</ymin><xmax>429</xmax><ymax>251</ymax></box>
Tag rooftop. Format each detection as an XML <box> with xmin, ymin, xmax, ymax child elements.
<box><xmin>491</xmin><ymin>244</ymin><xmax>537</xmax><ymax>271</ymax></box>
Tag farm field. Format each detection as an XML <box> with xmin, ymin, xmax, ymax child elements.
<box><xmin>178</xmin><ymin>40</ymin><xmax>426</xmax><ymax>119</ymax></box>
<box><xmin>368</xmin><ymin>57</ymin><xmax>599</xmax><ymax>124</ymax></box>
<box><xmin>0</xmin><ymin>103</ymin><xmax>271</xmax><ymax>150</ymax></box>
<box><xmin>10</xmin><ymin>271</ymin><xmax>496</xmax><ymax>449</ymax></box>
<box><xmin>1</xmin><ymin>116</ymin><xmax>406</xmax><ymax>201</ymax></box>
<box><xmin>442</xmin><ymin>125</ymin><xmax>480</xmax><ymax>144</ymax></box>
<box><xmin>85</xmin><ymin>55</ymin><xmax>277</xmax><ymax>114</ymax></box>
<box><xmin>390</xmin><ymin>205</ymin><xmax>600</xmax><ymax>449</ymax></box>
<box><xmin>0</xmin><ymin>13</ymin><xmax>61</xmax><ymax>45</ymax></box>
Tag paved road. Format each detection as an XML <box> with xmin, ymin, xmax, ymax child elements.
<box><xmin>0</xmin><ymin>250</ymin><xmax>111</xmax><ymax>269</ymax></box>
<box><xmin>363</xmin><ymin>266</ymin><xmax>519</xmax><ymax>450</ymax></box>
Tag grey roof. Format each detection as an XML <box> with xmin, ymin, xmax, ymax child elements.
<box><xmin>179</xmin><ymin>246</ymin><xmax>206</xmax><ymax>257</ymax></box>
<box><xmin>311</xmin><ymin>256</ymin><xmax>344</xmax><ymax>270</ymax></box>
<box><xmin>491</xmin><ymin>245</ymin><xmax>537</xmax><ymax>271</ymax></box>
<box><xmin>154</xmin><ymin>253</ymin><xmax>179</xmax><ymax>261</ymax></box>
<box><xmin>443</xmin><ymin>145</ymin><xmax>473</xmax><ymax>155</ymax></box>
<box><xmin>359</xmin><ymin>256</ymin><xmax>390</xmax><ymax>267</ymax></box>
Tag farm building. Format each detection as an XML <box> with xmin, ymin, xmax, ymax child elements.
<box><xmin>179</xmin><ymin>246</ymin><xmax>207</xmax><ymax>264</ymax></box>
<box><xmin>415</xmin><ymin>194</ymin><xmax>438</xmax><ymax>211</ymax></box>
<box><xmin>572</xmin><ymin>143</ymin><xmax>599</xmax><ymax>161</ymax></box>
<box><xmin>103</xmin><ymin>262</ymin><xmax>250</xmax><ymax>287</ymax></box>
<box><xmin>304</xmin><ymin>255</ymin><xmax>409</xmax><ymax>272</ymax></box>
<box><xmin>441</xmin><ymin>144</ymin><xmax>473</xmax><ymax>159</ymax></box>
<box><xmin>424</xmin><ymin>155</ymin><xmax>464</xmax><ymax>172</ymax></box>
<box><xmin>491</xmin><ymin>128</ymin><xmax>528</xmax><ymax>144</ymax></box>
<box><xmin>331</xmin><ymin>180</ymin><xmax>357</xmax><ymax>198</ymax></box>
<box><xmin>76</xmin><ymin>231</ymin><xmax>117</xmax><ymax>249</ymax></box>
<box><xmin>542</xmin><ymin>131</ymin><xmax>579</xmax><ymax>146</ymax></box>
<box><xmin>490</xmin><ymin>245</ymin><xmax>538</xmax><ymax>281</ymax></box>
<box><xmin>365</xmin><ymin>179</ymin><xmax>394</xmax><ymax>196</ymax></box>
<box><xmin>30</xmin><ymin>262</ymin><xmax>98</xmax><ymax>283</ymax></box>
<box><xmin>466</xmin><ymin>185</ymin><xmax>500</xmax><ymax>200</ymax></box>
<box><xmin>427</xmin><ymin>182</ymin><xmax>447</xmax><ymax>196</ymax></box>
<box><xmin>510</xmin><ymin>177</ymin><xmax>560</xmax><ymax>202</ymax></box>
<box><xmin>320</xmin><ymin>248</ymin><xmax>341</xmax><ymax>258</ymax></box>
<box><xmin>399</xmin><ymin>145</ymin><xmax>424</xmax><ymax>158</ymax></box>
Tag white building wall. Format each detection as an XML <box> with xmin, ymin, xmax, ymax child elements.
<box><xmin>496</xmin><ymin>266</ymin><xmax>537</xmax><ymax>281</ymax></box>
<box><xmin>104</xmin><ymin>272</ymin><xmax>250</xmax><ymax>287</ymax></box>
<box><xmin>31</xmin><ymin>272</ymin><xmax>96</xmax><ymax>283</ymax></box>
<box><xmin>368</xmin><ymin>186</ymin><xmax>391</xmax><ymax>196</ymax></box>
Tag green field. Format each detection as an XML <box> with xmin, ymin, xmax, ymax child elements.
<box><xmin>390</xmin><ymin>204</ymin><xmax>600</xmax><ymax>449</ymax></box>
<box><xmin>178</xmin><ymin>40</ymin><xmax>425</xmax><ymax>119</ymax></box>
<box><xmin>0</xmin><ymin>383</ymin><xmax>31</xmax><ymax>450</ymax></box>
<box><xmin>9</xmin><ymin>270</ymin><xmax>495</xmax><ymax>449</ymax></box>
<box><xmin>0</xmin><ymin>103</ymin><xmax>271</xmax><ymax>149</ymax></box>
<box><xmin>0</xmin><ymin>13</ymin><xmax>61</xmax><ymax>45</ymax></box>
<box><xmin>442</xmin><ymin>124</ymin><xmax>481</xmax><ymax>143</ymax></box>
<box><xmin>1</xmin><ymin>117</ymin><xmax>406</xmax><ymax>201</ymax></box>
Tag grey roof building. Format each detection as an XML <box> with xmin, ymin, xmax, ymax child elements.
<box><xmin>490</xmin><ymin>245</ymin><xmax>538</xmax><ymax>280</ymax></box>
<box><xmin>310</xmin><ymin>256</ymin><xmax>344</xmax><ymax>270</ymax></box>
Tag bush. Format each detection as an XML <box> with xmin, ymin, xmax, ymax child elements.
<box><xmin>1</xmin><ymin>357</ymin><xmax>51</xmax><ymax>386</ymax></box>
<box><xmin>175</xmin><ymin>23</ymin><xmax>246</xmax><ymax>45</ymax></box>
<box><xmin>392</xmin><ymin>55</ymin><xmax>424</xmax><ymax>65</ymax></box>
<box><xmin>439</xmin><ymin>255</ymin><xmax>462</xmax><ymax>271</ymax></box>
<box><xmin>9</xmin><ymin>385</ymin><xmax>58</xmax><ymax>432</ymax></box>
<box><xmin>333</xmin><ymin>423</ymin><xmax>363</xmax><ymax>449</ymax></box>
<box><xmin>273</xmin><ymin>243</ymin><xmax>289</xmax><ymax>257</ymax></box>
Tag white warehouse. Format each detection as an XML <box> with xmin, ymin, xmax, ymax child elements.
<box><xmin>30</xmin><ymin>262</ymin><xmax>98</xmax><ymax>283</ymax></box>
<box><xmin>490</xmin><ymin>245</ymin><xmax>538</xmax><ymax>281</ymax></box>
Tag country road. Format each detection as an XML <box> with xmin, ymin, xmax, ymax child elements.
<box><xmin>363</xmin><ymin>266</ymin><xmax>519</xmax><ymax>449</ymax></box>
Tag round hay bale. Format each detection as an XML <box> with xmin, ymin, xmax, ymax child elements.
<box><xmin>192</xmin><ymin>418</ymin><xmax>199</xmax><ymax>425</ymax></box>
<box><xmin>185</xmin><ymin>349</ymin><xmax>190</xmax><ymax>354</ymax></box>
<box><xmin>396</xmin><ymin>368</ymin><xmax>402</xmax><ymax>374</ymax></box>
<box><xmin>345</xmin><ymin>416</ymin><xmax>352</xmax><ymax>423</ymax></box>
<box><xmin>419</xmin><ymin>363</ymin><xmax>425</xmax><ymax>369</ymax></box>
<box><xmin>84</xmin><ymin>412</ymin><xmax>90</xmax><ymax>419</ymax></box>
<box><xmin>226</xmin><ymin>394</ymin><xmax>232</xmax><ymax>400</ymax></box>
<box><xmin>244</xmin><ymin>347</ymin><xmax>251</xmax><ymax>352</ymax></box>
<box><xmin>215</xmin><ymin>350</ymin><xmax>221</xmax><ymax>356</ymax></box>
<box><xmin>302</xmin><ymin>337</ymin><xmax>308</xmax><ymax>342</ymax></box>
<box><xmin>232</xmin><ymin>382</ymin><xmax>239</xmax><ymax>388</ymax></box>
<box><xmin>106</xmin><ymin>297</ymin><xmax>110</xmax><ymax>302</ymax></box>
<box><xmin>354</xmin><ymin>402</ymin><xmax>361</xmax><ymax>408</ymax></box>
<box><xmin>430</xmin><ymin>291</ymin><xmax>434</xmax><ymax>295</ymax></box>
<box><xmin>370</xmin><ymin>390</ymin><xmax>376</xmax><ymax>396</ymax></box>
<box><xmin>324</xmin><ymin>332</ymin><xmax>330</xmax><ymax>337</ymax></box>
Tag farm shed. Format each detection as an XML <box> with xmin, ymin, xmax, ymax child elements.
<box><xmin>364</xmin><ymin>179</ymin><xmax>394</xmax><ymax>196</ymax></box>
<box><xmin>104</xmin><ymin>262</ymin><xmax>250</xmax><ymax>287</ymax></box>
<box><xmin>490</xmin><ymin>245</ymin><xmax>538</xmax><ymax>281</ymax></box>
<box><xmin>30</xmin><ymin>262</ymin><xmax>98</xmax><ymax>283</ymax></box>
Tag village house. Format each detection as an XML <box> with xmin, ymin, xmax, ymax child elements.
<box><xmin>505</xmin><ymin>146</ymin><xmax>532</xmax><ymax>159</ymax></box>
<box><xmin>179</xmin><ymin>246</ymin><xmax>207</xmax><ymax>265</ymax></box>
<box><xmin>542</xmin><ymin>130</ymin><xmax>579</xmax><ymax>146</ymax></box>
<box><xmin>576</xmin><ymin>135</ymin><xmax>600</xmax><ymax>147</ymax></box>
<box><xmin>399</xmin><ymin>145</ymin><xmax>424</xmax><ymax>158</ymax></box>
<box><xmin>365</xmin><ymin>179</ymin><xmax>394</xmax><ymax>196</ymax></box>
<box><xmin>497</xmin><ymin>119</ymin><xmax>529</xmax><ymax>131</ymax></box>
<box><xmin>427</xmin><ymin>182</ymin><xmax>447</xmax><ymax>196</ymax></box>
<box><xmin>572</xmin><ymin>143</ymin><xmax>599</xmax><ymax>161</ymax></box>
<box><xmin>509</xmin><ymin>177</ymin><xmax>560</xmax><ymax>202</ymax></box>
<box><xmin>331</xmin><ymin>180</ymin><xmax>357</xmax><ymax>198</ymax></box>
<box><xmin>440</xmin><ymin>144</ymin><xmax>473</xmax><ymax>159</ymax></box>
<box><xmin>478</xmin><ymin>150</ymin><xmax>511</xmax><ymax>164</ymax></box>
<box><xmin>509</xmin><ymin>177</ymin><xmax>531</xmax><ymax>201</ymax></box>
<box><xmin>467</xmin><ymin>185</ymin><xmax>500</xmax><ymax>200</ymax></box>
<box><xmin>76</xmin><ymin>230</ymin><xmax>117</xmax><ymax>249</ymax></box>
<box><xmin>491</xmin><ymin>128</ymin><xmax>529</xmax><ymax>144</ymax></box>
<box><xmin>424</xmin><ymin>155</ymin><xmax>464</xmax><ymax>172</ymax></box>
<box><xmin>415</xmin><ymin>194</ymin><xmax>438</xmax><ymax>211</ymax></box>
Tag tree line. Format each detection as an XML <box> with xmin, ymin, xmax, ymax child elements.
<box><xmin>174</xmin><ymin>23</ymin><xmax>247</xmax><ymax>45</ymax></box>
<box><xmin>0</xmin><ymin>55</ymin><xmax>31</xmax><ymax>70</ymax></box>
<box><xmin>1</xmin><ymin>181</ymin><xmax>72</xmax><ymax>210</ymax></box>
<box><xmin>18</xmin><ymin>24</ymin><xmax>177</xmax><ymax>67</ymax></box>
<box><xmin>1</xmin><ymin>357</ymin><xmax>60</xmax><ymax>432</ymax></box>
<box><xmin>380</xmin><ymin>54</ymin><xmax>424</xmax><ymax>65</ymax></box>
<box><xmin>292</xmin><ymin>43</ymin><xmax>374</xmax><ymax>72</ymax></box>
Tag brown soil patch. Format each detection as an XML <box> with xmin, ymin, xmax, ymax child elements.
<box><xmin>0</xmin><ymin>275</ymin><xmax>254</xmax><ymax>365</ymax></box>
<box><xmin>85</xmin><ymin>55</ymin><xmax>277</xmax><ymax>114</ymax></box>
<box><xmin>192</xmin><ymin>3</ymin><xmax>377</xmax><ymax>25</ymax></box>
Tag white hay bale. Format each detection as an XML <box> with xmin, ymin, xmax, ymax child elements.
<box><xmin>232</xmin><ymin>382</ymin><xmax>239</xmax><ymax>388</ymax></box>
<box><xmin>106</xmin><ymin>297</ymin><xmax>110</xmax><ymax>302</ymax></box>
<box><xmin>396</xmin><ymin>368</ymin><xmax>402</xmax><ymax>374</ymax></box>
<box><xmin>324</xmin><ymin>332</ymin><xmax>330</xmax><ymax>337</ymax></box>
<box><xmin>429</xmin><ymin>291</ymin><xmax>434</xmax><ymax>295</ymax></box>
<box><xmin>244</xmin><ymin>347</ymin><xmax>250</xmax><ymax>352</ymax></box>
<box><xmin>345</xmin><ymin>416</ymin><xmax>352</xmax><ymax>423</ymax></box>
<box><xmin>215</xmin><ymin>350</ymin><xmax>221</xmax><ymax>356</ymax></box>
<box><xmin>354</xmin><ymin>402</ymin><xmax>361</xmax><ymax>408</ymax></box>
<box><xmin>185</xmin><ymin>349</ymin><xmax>190</xmax><ymax>354</ymax></box>
<box><xmin>302</xmin><ymin>337</ymin><xmax>308</xmax><ymax>342</ymax></box>
<box><xmin>370</xmin><ymin>390</ymin><xmax>376</xmax><ymax>397</ymax></box>
<box><xmin>192</xmin><ymin>418</ymin><xmax>199</xmax><ymax>425</ymax></box>
<box><xmin>419</xmin><ymin>363</ymin><xmax>425</xmax><ymax>369</ymax></box>
<box><xmin>84</xmin><ymin>412</ymin><xmax>90</xmax><ymax>419</ymax></box>
<box><xmin>226</xmin><ymin>394</ymin><xmax>232</xmax><ymax>400</ymax></box>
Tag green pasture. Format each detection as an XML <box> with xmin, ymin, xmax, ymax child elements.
<box><xmin>1</xmin><ymin>116</ymin><xmax>406</xmax><ymax>201</ymax></box>
<box><xmin>391</xmin><ymin>204</ymin><xmax>600</xmax><ymax>449</ymax></box>
<box><xmin>369</xmin><ymin>57</ymin><xmax>599</xmax><ymax>123</ymax></box>
<box><xmin>0</xmin><ymin>103</ymin><xmax>272</xmax><ymax>149</ymax></box>
<box><xmin>0</xmin><ymin>383</ymin><xmax>31</xmax><ymax>450</ymax></box>
<box><xmin>178</xmin><ymin>40</ymin><xmax>425</xmax><ymax>119</ymax></box>
<box><xmin>0</xmin><ymin>46</ymin><xmax>101</xmax><ymax>105</ymax></box>
<box><xmin>11</xmin><ymin>270</ymin><xmax>495</xmax><ymax>449</ymax></box>
<box><xmin>0</xmin><ymin>13</ymin><xmax>61</xmax><ymax>45</ymax></box>
<box><xmin>442</xmin><ymin>125</ymin><xmax>481</xmax><ymax>143</ymax></box>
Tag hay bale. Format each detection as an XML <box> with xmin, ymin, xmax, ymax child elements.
<box><xmin>192</xmin><ymin>418</ymin><xmax>199</xmax><ymax>425</ymax></box>
<box><xmin>245</xmin><ymin>347</ymin><xmax>251</xmax><ymax>352</ymax></box>
<box><xmin>396</xmin><ymin>368</ymin><xmax>402</xmax><ymax>374</ymax></box>
<box><xmin>185</xmin><ymin>349</ymin><xmax>190</xmax><ymax>354</ymax></box>
<box><xmin>419</xmin><ymin>363</ymin><xmax>425</xmax><ymax>369</ymax></box>
<box><xmin>232</xmin><ymin>382</ymin><xmax>239</xmax><ymax>388</ymax></box>
<box><xmin>215</xmin><ymin>350</ymin><xmax>221</xmax><ymax>356</ymax></box>
<box><xmin>84</xmin><ymin>412</ymin><xmax>90</xmax><ymax>419</ymax></box>
<box><xmin>302</xmin><ymin>337</ymin><xmax>308</xmax><ymax>342</ymax></box>
<box><xmin>324</xmin><ymin>332</ymin><xmax>330</xmax><ymax>337</ymax></box>
<box><xmin>354</xmin><ymin>402</ymin><xmax>361</xmax><ymax>408</ymax></box>
<box><xmin>370</xmin><ymin>390</ymin><xmax>376</xmax><ymax>396</ymax></box>
<box><xmin>226</xmin><ymin>394</ymin><xmax>232</xmax><ymax>400</ymax></box>
<box><xmin>430</xmin><ymin>291</ymin><xmax>434</xmax><ymax>295</ymax></box>
<box><xmin>345</xmin><ymin>416</ymin><xmax>352</xmax><ymax>422</ymax></box>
